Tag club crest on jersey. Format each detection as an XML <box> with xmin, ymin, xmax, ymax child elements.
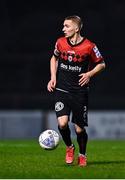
<box><xmin>68</xmin><ymin>55</ymin><xmax>73</xmax><ymax>62</ymax></box>
<box><xmin>67</xmin><ymin>51</ymin><xmax>75</xmax><ymax>62</ymax></box>
<box><xmin>55</xmin><ymin>102</ymin><xmax>64</xmax><ymax>112</ymax></box>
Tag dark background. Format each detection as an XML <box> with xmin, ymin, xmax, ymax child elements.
<box><xmin>0</xmin><ymin>0</ymin><xmax>125</xmax><ymax>110</ymax></box>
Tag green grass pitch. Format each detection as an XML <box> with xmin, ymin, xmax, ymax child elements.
<box><xmin>0</xmin><ymin>139</ymin><xmax>125</xmax><ymax>179</ymax></box>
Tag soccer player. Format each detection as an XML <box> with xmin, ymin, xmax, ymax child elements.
<box><xmin>47</xmin><ymin>15</ymin><xmax>106</xmax><ymax>167</ymax></box>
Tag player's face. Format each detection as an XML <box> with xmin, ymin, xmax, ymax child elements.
<box><xmin>62</xmin><ymin>20</ymin><xmax>78</xmax><ymax>38</ymax></box>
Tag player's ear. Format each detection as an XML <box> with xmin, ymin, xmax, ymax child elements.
<box><xmin>75</xmin><ymin>26</ymin><xmax>79</xmax><ymax>33</ymax></box>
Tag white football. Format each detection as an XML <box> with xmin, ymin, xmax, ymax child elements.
<box><xmin>39</xmin><ymin>129</ymin><xmax>60</xmax><ymax>150</ymax></box>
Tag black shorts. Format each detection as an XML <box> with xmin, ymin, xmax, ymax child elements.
<box><xmin>54</xmin><ymin>90</ymin><xmax>88</xmax><ymax>128</ymax></box>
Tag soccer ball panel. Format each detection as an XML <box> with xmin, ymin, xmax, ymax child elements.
<box><xmin>39</xmin><ymin>130</ymin><xmax>59</xmax><ymax>150</ymax></box>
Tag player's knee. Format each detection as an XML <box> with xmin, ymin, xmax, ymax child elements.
<box><xmin>75</xmin><ymin>128</ymin><xmax>83</xmax><ymax>134</ymax></box>
<box><xmin>58</xmin><ymin>123</ymin><xmax>67</xmax><ymax>129</ymax></box>
<box><xmin>75</xmin><ymin>125</ymin><xmax>85</xmax><ymax>134</ymax></box>
<box><xmin>57</xmin><ymin>116</ymin><xmax>68</xmax><ymax>129</ymax></box>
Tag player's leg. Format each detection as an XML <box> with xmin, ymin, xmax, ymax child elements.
<box><xmin>71</xmin><ymin>92</ymin><xmax>88</xmax><ymax>166</ymax></box>
<box><xmin>58</xmin><ymin>115</ymin><xmax>75</xmax><ymax>164</ymax></box>
<box><xmin>58</xmin><ymin>115</ymin><xmax>72</xmax><ymax>147</ymax></box>
<box><xmin>75</xmin><ymin>124</ymin><xmax>88</xmax><ymax>167</ymax></box>
<box><xmin>75</xmin><ymin>125</ymin><xmax>88</xmax><ymax>156</ymax></box>
<box><xmin>54</xmin><ymin>90</ymin><xmax>75</xmax><ymax>164</ymax></box>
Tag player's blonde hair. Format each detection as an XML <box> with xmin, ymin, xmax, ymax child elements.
<box><xmin>64</xmin><ymin>15</ymin><xmax>83</xmax><ymax>31</ymax></box>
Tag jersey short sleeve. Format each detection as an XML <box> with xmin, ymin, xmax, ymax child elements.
<box><xmin>90</xmin><ymin>43</ymin><xmax>104</xmax><ymax>63</ymax></box>
<box><xmin>53</xmin><ymin>39</ymin><xmax>61</xmax><ymax>57</ymax></box>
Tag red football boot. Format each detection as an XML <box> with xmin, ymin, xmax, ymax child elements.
<box><xmin>65</xmin><ymin>145</ymin><xmax>75</xmax><ymax>164</ymax></box>
<box><xmin>78</xmin><ymin>154</ymin><xmax>87</xmax><ymax>167</ymax></box>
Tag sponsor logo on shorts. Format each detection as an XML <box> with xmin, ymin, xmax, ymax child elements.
<box><xmin>55</xmin><ymin>102</ymin><xmax>64</xmax><ymax>112</ymax></box>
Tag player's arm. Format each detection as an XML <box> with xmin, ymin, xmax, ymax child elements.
<box><xmin>79</xmin><ymin>43</ymin><xmax>106</xmax><ymax>86</ymax></box>
<box><xmin>87</xmin><ymin>61</ymin><xmax>105</xmax><ymax>77</ymax></box>
<box><xmin>79</xmin><ymin>61</ymin><xmax>105</xmax><ymax>86</ymax></box>
<box><xmin>47</xmin><ymin>55</ymin><xmax>58</xmax><ymax>92</ymax></box>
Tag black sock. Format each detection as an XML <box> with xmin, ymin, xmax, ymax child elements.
<box><xmin>76</xmin><ymin>130</ymin><xmax>88</xmax><ymax>155</ymax></box>
<box><xmin>58</xmin><ymin>125</ymin><xmax>72</xmax><ymax>146</ymax></box>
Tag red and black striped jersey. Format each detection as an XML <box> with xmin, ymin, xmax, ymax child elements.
<box><xmin>53</xmin><ymin>37</ymin><xmax>104</xmax><ymax>92</ymax></box>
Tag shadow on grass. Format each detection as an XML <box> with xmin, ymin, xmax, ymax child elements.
<box><xmin>54</xmin><ymin>160</ymin><xmax>125</xmax><ymax>168</ymax></box>
<box><xmin>88</xmin><ymin>160</ymin><xmax>125</xmax><ymax>166</ymax></box>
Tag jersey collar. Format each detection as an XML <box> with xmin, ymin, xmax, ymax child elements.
<box><xmin>67</xmin><ymin>37</ymin><xmax>86</xmax><ymax>47</ymax></box>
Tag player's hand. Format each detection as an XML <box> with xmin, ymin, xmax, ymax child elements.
<box><xmin>79</xmin><ymin>72</ymin><xmax>91</xmax><ymax>86</ymax></box>
<box><xmin>47</xmin><ymin>79</ymin><xmax>56</xmax><ymax>92</ymax></box>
